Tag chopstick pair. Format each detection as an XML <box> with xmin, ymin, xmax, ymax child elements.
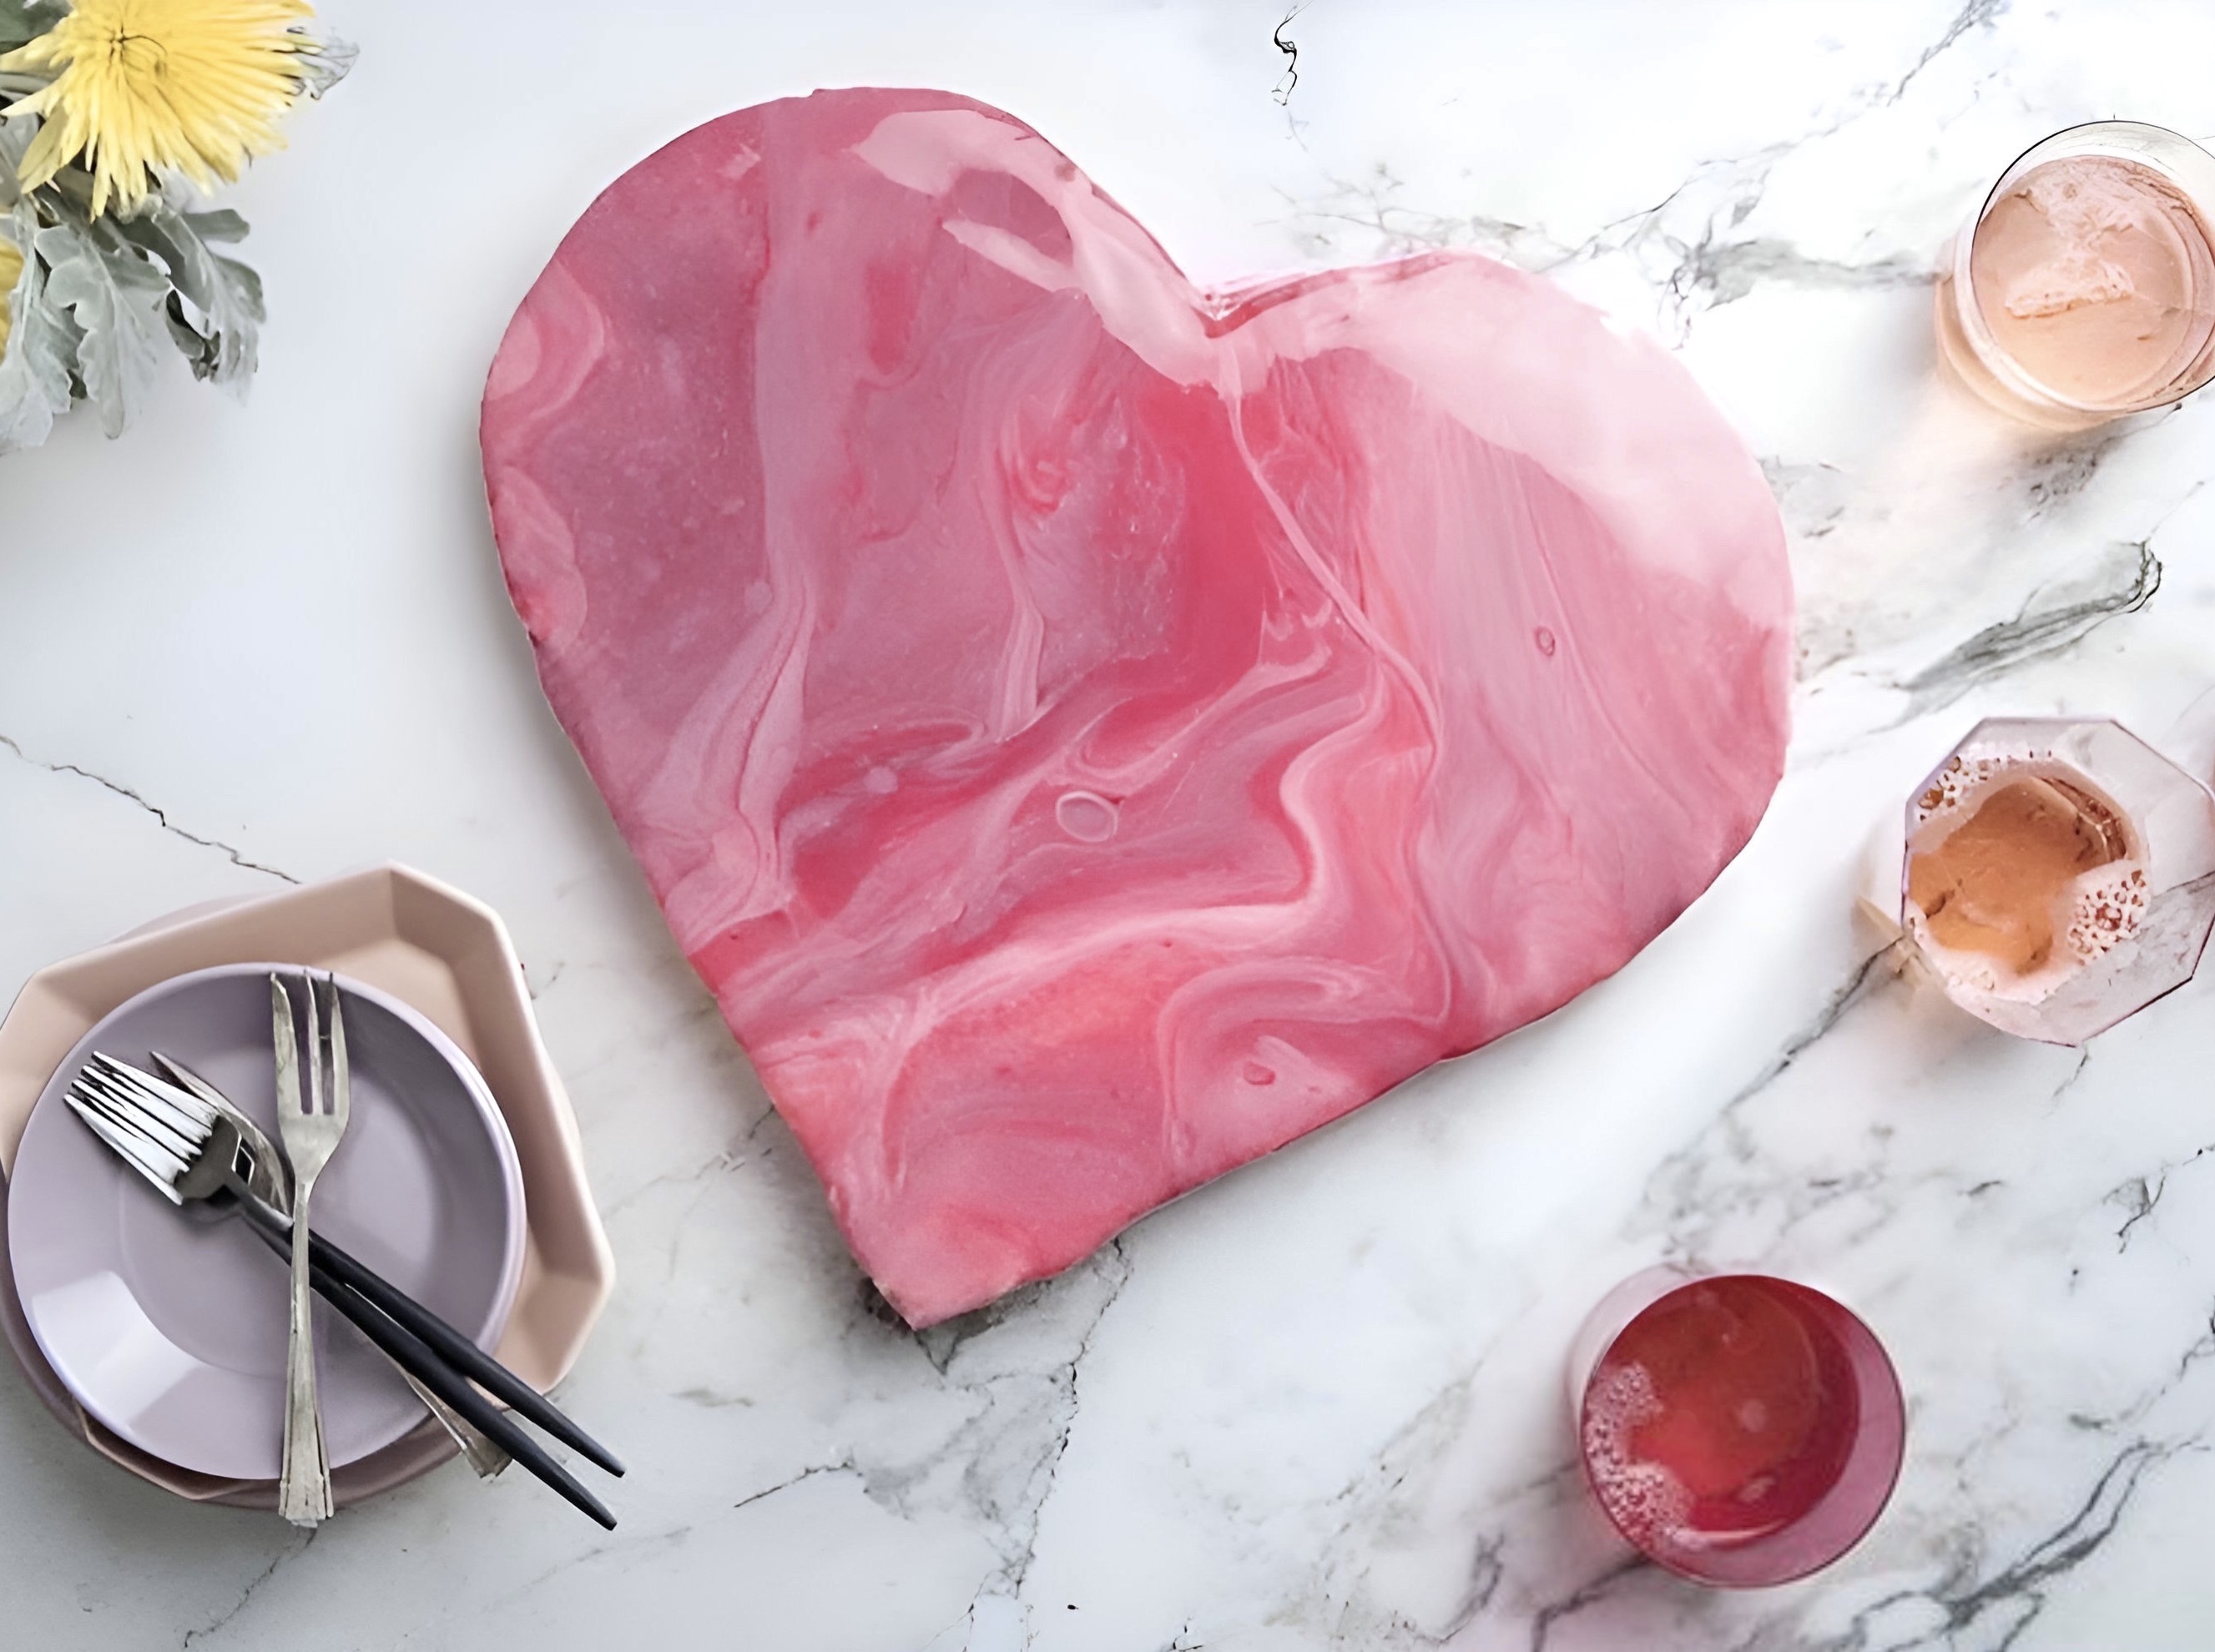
<box><xmin>65</xmin><ymin>1050</ymin><xmax>623</xmax><ymax>1529</ymax></box>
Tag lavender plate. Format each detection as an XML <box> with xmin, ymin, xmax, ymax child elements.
<box><xmin>7</xmin><ymin>965</ymin><xmax>526</xmax><ymax>1481</ymax></box>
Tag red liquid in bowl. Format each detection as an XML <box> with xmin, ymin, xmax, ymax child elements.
<box><xmin>1578</xmin><ymin>1276</ymin><xmax>1900</xmax><ymax>1584</ymax></box>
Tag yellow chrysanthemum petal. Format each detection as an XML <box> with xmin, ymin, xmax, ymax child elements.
<box><xmin>0</xmin><ymin>0</ymin><xmax>326</xmax><ymax>218</ymax></box>
<box><xmin>0</xmin><ymin>229</ymin><xmax>23</xmax><ymax>358</ymax></box>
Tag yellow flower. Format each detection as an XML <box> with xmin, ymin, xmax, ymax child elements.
<box><xmin>0</xmin><ymin>0</ymin><xmax>330</xmax><ymax>219</ymax></box>
<box><xmin>0</xmin><ymin>230</ymin><xmax>21</xmax><ymax>356</ymax></box>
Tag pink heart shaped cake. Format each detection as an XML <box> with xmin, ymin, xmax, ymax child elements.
<box><xmin>482</xmin><ymin>89</ymin><xmax>1792</xmax><ymax>1326</ymax></box>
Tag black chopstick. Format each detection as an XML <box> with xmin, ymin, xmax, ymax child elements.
<box><xmin>315</xmin><ymin>1270</ymin><xmax>616</xmax><ymax>1530</ymax></box>
<box><xmin>219</xmin><ymin>1182</ymin><xmax>623</xmax><ymax>1476</ymax></box>
<box><xmin>139</xmin><ymin>1050</ymin><xmax>621</xmax><ymax>1477</ymax></box>
<box><xmin>299</xmin><ymin>1229</ymin><xmax>624</xmax><ymax>1478</ymax></box>
<box><xmin>240</xmin><ymin>1214</ymin><xmax>616</xmax><ymax>1529</ymax></box>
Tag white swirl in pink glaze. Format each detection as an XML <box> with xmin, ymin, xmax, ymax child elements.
<box><xmin>481</xmin><ymin>89</ymin><xmax>1793</xmax><ymax>1326</ymax></box>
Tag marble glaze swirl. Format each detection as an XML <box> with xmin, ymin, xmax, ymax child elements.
<box><xmin>480</xmin><ymin>88</ymin><xmax>1793</xmax><ymax>1327</ymax></box>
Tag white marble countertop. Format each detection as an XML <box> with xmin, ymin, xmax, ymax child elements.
<box><xmin>6</xmin><ymin>1</ymin><xmax>2215</xmax><ymax>1646</ymax></box>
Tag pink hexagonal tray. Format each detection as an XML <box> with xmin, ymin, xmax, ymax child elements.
<box><xmin>0</xmin><ymin>864</ymin><xmax>613</xmax><ymax>1508</ymax></box>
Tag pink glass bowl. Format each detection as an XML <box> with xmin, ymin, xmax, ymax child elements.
<box><xmin>1568</xmin><ymin>1267</ymin><xmax>1905</xmax><ymax>1588</ymax></box>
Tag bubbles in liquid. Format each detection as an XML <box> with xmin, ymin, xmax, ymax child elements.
<box><xmin>1055</xmin><ymin>789</ymin><xmax>1119</xmax><ymax>844</ymax></box>
<box><xmin>1581</xmin><ymin>1361</ymin><xmax>1695</xmax><ymax>1549</ymax></box>
<box><xmin>1580</xmin><ymin>1275</ymin><xmax>1869</xmax><ymax>1564</ymax></box>
<box><xmin>1905</xmin><ymin>759</ymin><xmax>2142</xmax><ymax>1002</ymax></box>
<box><xmin>1578</xmin><ymin>1277</ymin><xmax>1891</xmax><ymax>1582</ymax></box>
<box><xmin>2066</xmin><ymin>862</ymin><xmax>2150</xmax><ymax>962</ymax></box>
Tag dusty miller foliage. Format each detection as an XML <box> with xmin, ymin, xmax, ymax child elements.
<box><xmin>0</xmin><ymin>0</ymin><xmax>351</xmax><ymax>453</ymax></box>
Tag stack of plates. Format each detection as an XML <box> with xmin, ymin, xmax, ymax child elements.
<box><xmin>0</xmin><ymin>865</ymin><xmax>613</xmax><ymax>1509</ymax></box>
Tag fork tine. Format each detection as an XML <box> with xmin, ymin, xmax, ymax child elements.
<box><xmin>322</xmin><ymin>975</ymin><xmax>349</xmax><ymax>1126</ymax></box>
<box><xmin>65</xmin><ymin>1094</ymin><xmax>181</xmax><ymax>1196</ymax></box>
<box><xmin>67</xmin><ymin>1080</ymin><xmax>172</xmax><ymax>1156</ymax></box>
<box><xmin>116</xmin><ymin>1058</ymin><xmax>219</xmax><ymax>1129</ymax></box>
<box><xmin>88</xmin><ymin>1058</ymin><xmax>214</xmax><ymax>1141</ymax></box>
<box><xmin>64</xmin><ymin>1090</ymin><xmax>188</xmax><ymax>1201</ymax></box>
<box><xmin>98</xmin><ymin>1118</ymin><xmax>189</xmax><ymax>1187</ymax></box>
<box><xmin>272</xmin><ymin>975</ymin><xmax>302</xmax><ymax>1119</ymax></box>
<box><xmin>74</xmin><ymin>1079</ymin><xmax>200</xmax><ymax>1174</ymax></box>
<box><xmin>86</xmin><ymin>1068</ymin><xmax>209</xmax><ymax>1157</ymax></box>
<box><xmin>76</xmin><ymin>1070</ymin><xmax>202</xmax><ymax>1161</ymax></box>
<box><xmin>302</xmin><ymin>970</ymin><xmax>324</xmax><ymax>1118</ymax></box>
<box><xmin>92</xmin><ymin>1052</ymin><xmax>216</xmax><ymax>1120</ymax></box>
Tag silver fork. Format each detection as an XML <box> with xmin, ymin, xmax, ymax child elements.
<box><xmin>274</xmin><ymin>971</ymin><xmax>349</xmax><ymax>1526</ymax></box>
<box><xmin>151</xmin><ymin>1054</ymin><xmax>510</xmax><ymax>1480</ymax></box>
<box><xmin>65</xmin><ymin>1054</ymin><xmax>621</xmax><ymax>1529</ymax></box>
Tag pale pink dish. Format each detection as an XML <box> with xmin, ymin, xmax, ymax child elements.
<box><xmin>0</xmin><ymin>866</ymin><xmax>614</xmax><ymax>1508</ymax></box>
<box><xmin>11</xmin><ymin>966</ymin><xmax>525</xmax><ymax>1481</ymax></box>
<box><xmin>482</xmin><ymin>88</ymin><xmax>1793</xmax><ymax>1327</ymax></box>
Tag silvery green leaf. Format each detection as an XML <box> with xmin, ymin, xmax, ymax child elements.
<box><xmin>290</xmin><ymin>31</ymin><xmax>356</xmax><ymax>99</ymax></box>
<box><xmin>0</xmin><ymin>108</ymin><xmax>33</xmax><ymax>211</ymax></box>
<box><xmin>0</xmin><ymin>0</ymin><xmax>63</xmax><ymax>53</ymax></box>
<box><xmin>184</xmin><ymin>209</ymin><xmax>250</xmax><ymax>246</ymax></box>
<box><xmin>0</xmin><ymin>204</ymin><xmax>83</xmax><ymax>455</ymax></box>
<box><xmin>33</xmin><ymin>215</ymin><xmax>169</xmax><ymax>438</ymax></box>
<box><xmin>109</xmin><ymin>197</ymin><xmax>263</xmax><ymax>384</ymax></box>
